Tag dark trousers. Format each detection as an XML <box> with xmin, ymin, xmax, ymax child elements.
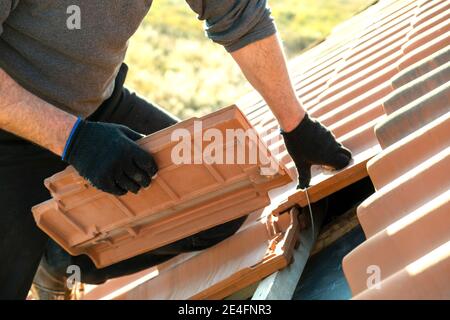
<box><xmin>0</xmin><ymin>65</ymin><xmax>246</xmax><ymax>299</ymax></box>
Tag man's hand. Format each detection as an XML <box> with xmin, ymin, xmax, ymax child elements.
<box><xmin>63</xmin><ymin>120</ymin><xmax>157</xmax><ymax>195</ymax></box>
<box><xmin>281</xmin><ymin>114</ymin><xmax>352</xmax><ymax>189</ymax></box>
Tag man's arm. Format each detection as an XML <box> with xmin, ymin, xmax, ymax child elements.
<box><xmin>187</xmin><ymin>0</ymin><xmax>351</xmax><ymax>188</ymax></box>
<box><xmin>0</xmin><ymin>68</ymin><xmax>76</xmax><ymax>155</ymax></box>
<box><xmin>0</xmin><ymin>68</ymin><xmax>157</xmax><ymax>195</ymax></box>
<box><xmin>0</xmin><ymin>1</ymin><xmax>71</xmax><ymax>152</ymax></box>
<box><xmin>231</xmin><ymin>35</ymin><xmax>352</xmax><ymax>188</ymax></box>
<box><xmin>230</xmin><ymin>34</ymin><xmax>305</xmax><ymax>132</ymax></box>
<box><xmin>185</xmin><ymin>0</ymin><xmax>304</xmax><ymax>131</ymax></box>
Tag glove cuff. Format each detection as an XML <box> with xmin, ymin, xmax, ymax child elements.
<box><xmin>62</xmin><ymin>117</ymin><xmax>85</xmax><ymax>162</ymax></box>
<box><xmin>280</xmin><ymin>113</ymin><xmax>315</xmax><ymax>150</ymax></box>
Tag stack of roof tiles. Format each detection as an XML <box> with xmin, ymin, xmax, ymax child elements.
<box><xmin>343</xmin><ymin>0</ymin><xmax>450</xmax><ymax>300</ymax></box>
<box><xmin>32</xmin><ymin>106</ymin><xmax>293</xmax><ymax>268</ymax></box>
<box><xmin>41</xmin><ymin>0</ymin><xmax>448</xmax><ymax>299</ymax></box>
<box><xmin>82</xmin><ymin>207</ymin><xmax>299</xmax><ymax>299</ymax></box>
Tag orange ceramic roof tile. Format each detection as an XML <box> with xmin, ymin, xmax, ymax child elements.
<box><xmin>81</xmin><ymin>208</ymin><xmax>299</xmax><ymax>300</ymax></box>
<box><xmin>375</xmin><ymin>78</ymin><xmax>450</xmax><ymax>148</ymax></box>
<box><xmin>345</xmin><ymin>190</ymin><xmax>450</xmax><ymax>296</ymax></box>
<box><xmin>368</xmin><ymin>111</ymin><xmax>450</xmax><ymax>189</ymax></box>
<box><xmin>32</xmin><ymin>106</ymin><xmax>293</xmax><ymax>268</ymax></box>
<box><xmin>343</xmin><ymin>0</ymin><xmax>450</xmax><ymax>298</ymax></box>
<box><xmin>353</xmin><ymin>240</ymin><xmax>450</xmax><ymax>299</ymax></box>
<box><xmin>350</xmin><ymin>146</ymin><xmax>449</xmax><ymax>250</ymax></box>
<box><xmin>392</xmin><ymin>46</ymin><xmax>450</xmax><ymax>88</ymax></box>
<box><xmin>383</xmin><ymin>60</ymin><xmax>449</xmax><ymax>114</ymax></box>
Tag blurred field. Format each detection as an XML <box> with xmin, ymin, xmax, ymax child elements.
<box><xmin>125</xmin><ymin>0</ymin><xmax>375</xmax><ymax>119</ymax></box>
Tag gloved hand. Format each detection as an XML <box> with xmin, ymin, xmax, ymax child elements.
<box><xmin>62</xmin><ymin>119</ymin><xmax>157</xmax><ymax>195</ymax></box>
<box><xmin>281</xmin><ymin>113</ymin><xmax>352</xmax><ymax>189</ymax></box>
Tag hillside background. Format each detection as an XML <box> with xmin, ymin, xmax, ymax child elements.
<box><xmin>125</xmin><ymin>0</ymin><xmax>375</xmax><ymax>119</ymax></box>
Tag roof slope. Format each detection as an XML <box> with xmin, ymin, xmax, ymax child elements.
<box><xmin>81</xmin><ymin>0</ymin><xmax>449</xmax><ymax>299</ymax></box>
<box><xmin>343</xmin><ymin>51</ymin><xmax>449</xmax><ymax>299</ymax></box>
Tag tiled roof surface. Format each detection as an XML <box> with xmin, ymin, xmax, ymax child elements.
<box><xmin>82</xmin><ymin>208</ymin><xmax>299</xmax><ymax>299</ymax></box>
<box><xmin>40</xmin><ymin>0</ymin><xmax>449</xmax><ymax>299</ymax></box>
<box><xmin>343</xmin><ymin>53</ymin><xmax>449</xmax><ymax>299</ymax></box>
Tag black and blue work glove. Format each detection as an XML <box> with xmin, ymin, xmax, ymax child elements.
<box><xmin>281</xmin><ymin>113</ymin><xmax>352</xmax><ymax>189</ymax></box>
<box><xmin>62</xmin><ymin>118</ymin><xmax>158</xmax><ymax>195</ymax></box>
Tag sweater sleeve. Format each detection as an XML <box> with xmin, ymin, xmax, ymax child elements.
<box><xmin>185</xmin><ymin>0</ymin><xmax>277</xmax><ymax>52</ymax></box>
<box><xmin>0</xmin><ymin>0</ymin><xmax>19</xmax><ymax>35</ymax></box>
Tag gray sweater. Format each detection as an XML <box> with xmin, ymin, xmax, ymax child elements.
<box><xmin>0</xmin><ymin>0</ymin><xmax>276</xmax><ymax>117</ymax></box>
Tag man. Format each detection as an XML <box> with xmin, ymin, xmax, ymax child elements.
<box><xmin>0</xmin><ymin>1</ymin><xmax>351</xmax><ymax>299</ymax></box>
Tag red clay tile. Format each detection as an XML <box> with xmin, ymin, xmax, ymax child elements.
<box><xmin>81</xmin><ymin>208</ymin><xmax>299</xmax><ymax>300</ymax></box>
<box><xmin>344</xmin><ymin>190</ymin><xmax>450</xmax><ymax>295</ymax></box>
<box><xmin>398</xmin><ymin>32</ymin><xmax>450</xmax><ymax>70</ymax></box>
<box><xmin>375</xmin><ymin>81</ymin><xmax>450</xmax><ymax>148</ymax></box>
<box><xmin>409</xmin><ymin>3</ymin><xmax>450</xmax><ymax>39</ymax></box>
<box><xmin>392</xmin><ymin>46</ymin><xmax>450</xmax><ymax>89</ymax></box>
<box><xmin>383</xmin><ymin>62</ymin><xmax>450</xmax><ymax>115</ymax></box>
<box><xmin>32</xmin><ymin>106</ymin><xmax>292</xmax><ymax>268</ymax></box>
<box><xmin>319</xmin><ymin>83</ymin><xmax>392</xmax><ymax>127</ymax></box>
<box><xmin>327</xmin><ymin>102</ymin><xmax>385</xmax><ymax>138</ymax></box>
<box><xmin>84</xmin><ymin>3</ymin><xmax>414</xmax><ymax>296</ymax></box>
<box><xmin>403</xmin><ymin>15</ymin><xmax>450</xmax><ymax>55</ymax></box>
<box><xmin>358</xmin><ymin>146</ymin><xmax>450</xmax><ymax>237</ymax></box>
<box><xmin>353</xmin><ymin>240</ymin><xmax>450</xmax><ymax>300</ymax></box>
<box><xmin>310</xmin><ymin>66</ymin><xmax>398</xmax><ymax>118</ymax></box>
<box><xmin>368</xmin><ymin>112</ymin><xmax>450</xmax><ymax>189</ymax></box>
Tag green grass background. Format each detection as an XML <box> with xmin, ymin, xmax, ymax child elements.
<box><xmin>124</xmin><ymin>0</ymin><xmax>375</xmax><ymax>119</ymax></box>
